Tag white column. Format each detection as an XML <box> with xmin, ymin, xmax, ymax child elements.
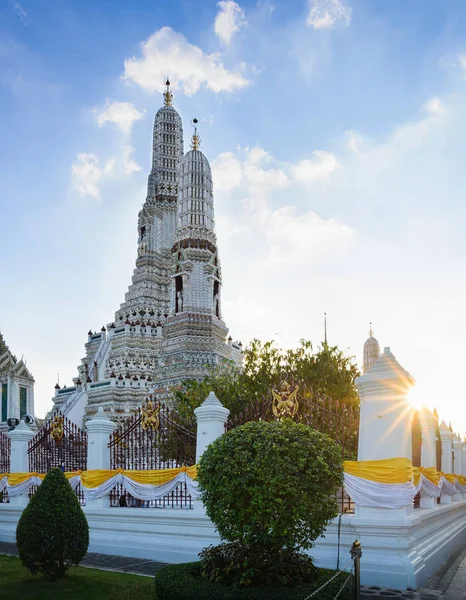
<box><xmin>85</xmin><ymin>407</ymin><xmax>116</xmax><ymax>508</ymax></box>
<box><xmin>419</xmin><ymin>407</ymin><xmax>438</xmax><ymax>509</ymax></box>
<box><xmin>439</xmin><ymin>421</ymin><xmax>454</xmax><ymax>504</ymax></box>
<box><xmin>7</xmin><ymin>375</ymin><xmax>14</xmax><ymax>419</ymax></box>
<box><xmin>194</xmin><ymin>391</ymin><xmax>230</xmax><ymax>463</ymax></box>
<box><xmin>29</xmin><ymin>384</ymin><xmax>35</xmax><ymax>417</ymax></box>
<box><xmin>8</xmin><ymin>421</ymin><xmax>36</xmax><ymax>506</ymax></box>
<box><xmin>462</xmin><ymin>444</ymin><xmax>466</xmax><ymax>500</ymax></box>
<box><xmin>355</xmin><ymin>346</ymin><xmax>415</xmax><ymax>520</ymax></box>
<box><xmin>452</xmin><ymin>435</ymin><xmax>463</xmax><ymax>502</ymax></box>
<box><xmin>453</xmin><ymin>435</ymin><xmax>463</xmax><ymax>475</ymax></box>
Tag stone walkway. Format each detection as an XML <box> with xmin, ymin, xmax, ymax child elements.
<box><xmin>0</xmin><ymin>541</ymin><xmax>167</xmax><ymax>577</ymax></box>
<box><xmin>2</xmin><ymin>540</ymin><xmax>466</xmax><ymax>597</ymax></box>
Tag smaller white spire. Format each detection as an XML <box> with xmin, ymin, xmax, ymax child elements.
<box><xmin>363</xmin><ymin>322</ymin><xmax>380</xmax><ymax>373</ymax></box>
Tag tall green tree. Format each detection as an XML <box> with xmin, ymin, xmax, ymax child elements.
<box><xmin>173</xmin><ymin>339</ymin><xmax>360</xmax><ymax>419</ymax></box>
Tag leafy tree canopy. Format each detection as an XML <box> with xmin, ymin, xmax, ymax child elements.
<box><xmin>174</xmin><ymin>339</ymin><xmax>360</xmax><ymax>419</ymax></box>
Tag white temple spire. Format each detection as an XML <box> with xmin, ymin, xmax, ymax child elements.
<box><xmin>363</xmin><ymin>322</ymin><xmax>380</xmax><ymax>373</ymax></box>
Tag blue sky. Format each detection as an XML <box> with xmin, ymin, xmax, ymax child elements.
<box><xmin>2</xmin><ymin>0</ymin><xmax>466</xmax><ymax>431</ymax></box>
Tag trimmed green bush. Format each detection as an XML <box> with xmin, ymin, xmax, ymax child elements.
<box><xmin>196</xmin><ymin>419</ymin><xmax>344</xmax><ymax>587</ymax></box>
<box><xmin>197</xmin><ymin>420</ymin><xmax>344</xmax><ymax>553</ymax></box>
<box><xmin>154</xmin><ymin>562</ymin><xmax>355</xmax><ymax>600</ymax></box>
<box><xmin>199</xmin><ymin>541</ymin><xmax>317</xmax><ymax>588</ymax></box>
<box><xmin>16</xmin><ymin>467</ymin><xmax>89</xmax><ymax>580</ymax></box>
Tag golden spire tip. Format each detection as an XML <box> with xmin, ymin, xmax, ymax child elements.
<box><xmin>163</xmin><ymin>78</ymin><xmax>173</xmax><ymax>106</ymax></box>
<box><xmin>191</xmin><ymin>117</ymin><xmax>200</xmax><ymax>150</ymax></box>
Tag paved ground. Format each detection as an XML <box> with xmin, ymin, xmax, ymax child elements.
<box><xmin>0</xmin><ymin>542</ymin><xmax>167</xmax><ymax>577</ymax></box>
<box><xmin>2</xmin><ymin>540</ymin><xmax>466</xmax><ymax>597</ymax></box>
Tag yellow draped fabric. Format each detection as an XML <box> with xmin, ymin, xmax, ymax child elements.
<box><xmin>343</xmin><ymin>457</ymin><xmax>413</xmax><ymax>484</ymax></box>
<box><xmin>2</xmin><ymin>462</ymin><xmax>463</xmax><ymax>491</ymax></box>
<box><xmin>412</xmin><ymin>466</ymin><xmax>441</xmax><ymax>487</ymax></box>
<box><xmin>80</xmin><ymin>465</ymin><xmax>198</xmax><ymax>489</ymax></box>
<box><xmin>8</xmin><ymin>472</ymin><xmax>45</xmax><ymax>486</ymax></box>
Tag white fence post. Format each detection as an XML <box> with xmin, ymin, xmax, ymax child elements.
<box><xmin>85</xmin><ymin>407</ymin><xmax>116</xmax><ymax>508</ymax></box>
<box><xmin>439</xmin><ymin>421</ymin><xmax>454</xmax><ymax>505</ymax></box>
<box><xmin>8</xmin><ymin>421</ymin><xmax>35</xmax><ymax>506</ymax></box>
<box><xmin>419</xmin><ymin>407</ymin><xmax>438</xmax><ymax>508</ymax></box>
<box><xmin>194</xmin><ymin>392</ymin><xmax>230</xmax><ymax>463</ymax></box>
<box><xmin>354</xmin><ymin>346</ymin><xmax>415</xmax><ymax>519</ymax></box>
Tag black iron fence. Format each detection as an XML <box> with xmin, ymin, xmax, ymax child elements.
<box><xmin>0</xmin><ymin>431</ymin><xmax>10</xmax><ymax>503</ymax></box>
<box><xmin>108</xmin><ymin>397</ymin><xmax>196</xmax><ymax>508</ymax></box>
<box><xmin>27</xmin><ymin>412</ymin><xmax>87</xmax><ymax>504</ymax></box>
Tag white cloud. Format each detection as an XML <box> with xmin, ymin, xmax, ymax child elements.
<box><xmin>123</xmin><ymin>146</ymin><xmax>142</xmax><ymax>175</ymax></box>
<box><xmin>211</xmin><ymin>147</ymin><xmax>288</xmax><ymax>195</ymax></box>
<box><xmin>246</xmin><ymin>147</ymin><xmax>271</xmax><ymax>165</ymax></box>
<box><xmin>244</xmin><ymin>163</ymin><xmax>289</xmax><ymax>193</ymax></box>
<box><xmin>14</xmin><ymin>3</ymin><xmax>29</xmax><ymax>26</ymax></box>
<box><xmin>422</xmin><ymin>97</ymin><xmax>446</xmax><ymax>116</ymax></box>
<box><xmin>458</xmin><ymin>55</ymin><xmax>466</xmax><ymax>72</ymax></box>
<box><xmin>215</xmin><ymin>1</ymin><xmax>247</xmax><ymax>45</ymax></box>
<box><xmin>307</xmin><ymin>0</ymin><xmax>352</xmax><ymax>30</ymax></box>
<box><xmin>71</xmin><ymin>153</ymin><xmax>114</xmax><ymax>200</ymax></box>
<box><xmin>212</xmin><ymin>152</ymin><xmax>243</xmax><ymax>192</ymax></box>
<box><xmin>291</xmin><ymin>151</ymin><xmax>340</xmax><ymax>184</ymax></box>
<box><xmin>94</xmin><ymin>100</ymin><xmax>145</xmax><ymax>134</ymax></box>
<box><xmin>71</xmin><ymin>146</ymin><xmax>141</xmax><ymax>198</ymax></box>
<box><xmin>265</xmin><ymin>207</ymin><xmax>354</xmax><ymax>266</ymax></box>
<box><xmin>210</xmin><ymin>145</ymin><xmax>350</xmax><ymax>272</ymax></box>
<box><xmin>123</xmin><ymin>26</ymin><xmax>249</xmax><ymax>95</ymax></box>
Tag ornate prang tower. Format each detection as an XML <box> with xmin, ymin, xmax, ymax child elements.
<box><xmin>154</xmin><ymin>119</ymin><xmax>234</xmax><ymax>386</ymax></box>
<box><xmin>52</xmin><ymin>87</ymin><xmax>242</xmax><ymax>425</ymax></box>
<box><xmin>114</xmin><ymin>79</ymin><xmax>184</xmax><ymax>322</ymax></box>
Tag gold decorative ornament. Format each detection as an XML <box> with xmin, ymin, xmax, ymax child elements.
<box><xmin>114</xmin><ymin>434</ymin><xmax>127</xmax><ymax>449</ymax></box>
<box><xmin>50</xmin><ymin>415</ymin><xmax>65</xmax><ymax>444</ymax></box>
<box><xmin>163</xmin><ymin>78</ymin><xmax>173</xmax><ymax>106</ymax></box>
<box><xmin>191</xmin><ymin>118</ymin><xmax>200</xmax><ymax>150</ymax></box>
<box><xmin>141</xmin><ymin>400</ymin><xmax>160</xmax><ymax>431</ymax></box>
<box><xmin>272</xmin><ymin>382</ymin><xmax>299</xmax><ymax>417</ymax></box>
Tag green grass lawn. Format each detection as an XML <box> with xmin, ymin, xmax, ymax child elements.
<box><xmin>0</xmin><ymin>555</ymin><xmax>156</xmax><ymax>600</ymax></box>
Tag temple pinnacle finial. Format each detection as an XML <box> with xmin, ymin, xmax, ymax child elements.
<box><xmin>191</xmin><ymin>118</ymin><xmax>200</xmax><ymax>150</ymax></box>
<box><xmin>163</xmin><ymin>78</ymin><xmax>173</xmax><ymax>106</ymax></box>
<box><xmin>369</xmin><ymin>322</ymin><xmax>373</xmax><ymax>337</ymax></box>
<box><xmin>324</xmin><ymin>312</ymin><xmax>328</xmax><ymax>345</ymax></box>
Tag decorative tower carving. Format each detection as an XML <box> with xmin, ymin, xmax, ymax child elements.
<box><xmin>154</xmin><ymin>120</ymin><xmax>234</xmax><ymax>387</ymax></box>
<box><xmin>114</xmin><ymin>79</ymin><xmax>184</xmax><ymax>323</ymax></box>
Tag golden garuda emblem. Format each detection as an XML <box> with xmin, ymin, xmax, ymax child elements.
<box><xmin>50</xmin><ymin>415</ymin><xmax>65</xmax><ymax>444</ymax></box>
<box><xmin>141</xmin><ymin>400</ymin><xmax>160</xmax><ymax>431</ymax></box>
<box><xmin>272</xmin><ymin>382</ymin><xmax>299</xmax><ymax>417</ymax></box>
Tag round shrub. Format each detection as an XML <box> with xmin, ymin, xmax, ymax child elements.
<box><xmin>16</xmin><ymin>467</ymin><xmax>89</xmax><ymax>580</ymax></box>
<box><xmin>199</xmin><ymin>541</ymin><xmax>317</xmax><ymax>587</ymax></box>
<box><xmin>154</xmin><ymin>562</ymin><xmax>355</xmax><ymax>600</ymax></box>
<box><xmin>197</xmin><ymin>419</ymin><xmax>344</xmax><ymax>554</ymax></box>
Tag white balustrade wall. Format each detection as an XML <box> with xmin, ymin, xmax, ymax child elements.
<box><xmin>1</xmin><ymin>356</ymin><xmax>466</xmax><ymax>591</ymax></box>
